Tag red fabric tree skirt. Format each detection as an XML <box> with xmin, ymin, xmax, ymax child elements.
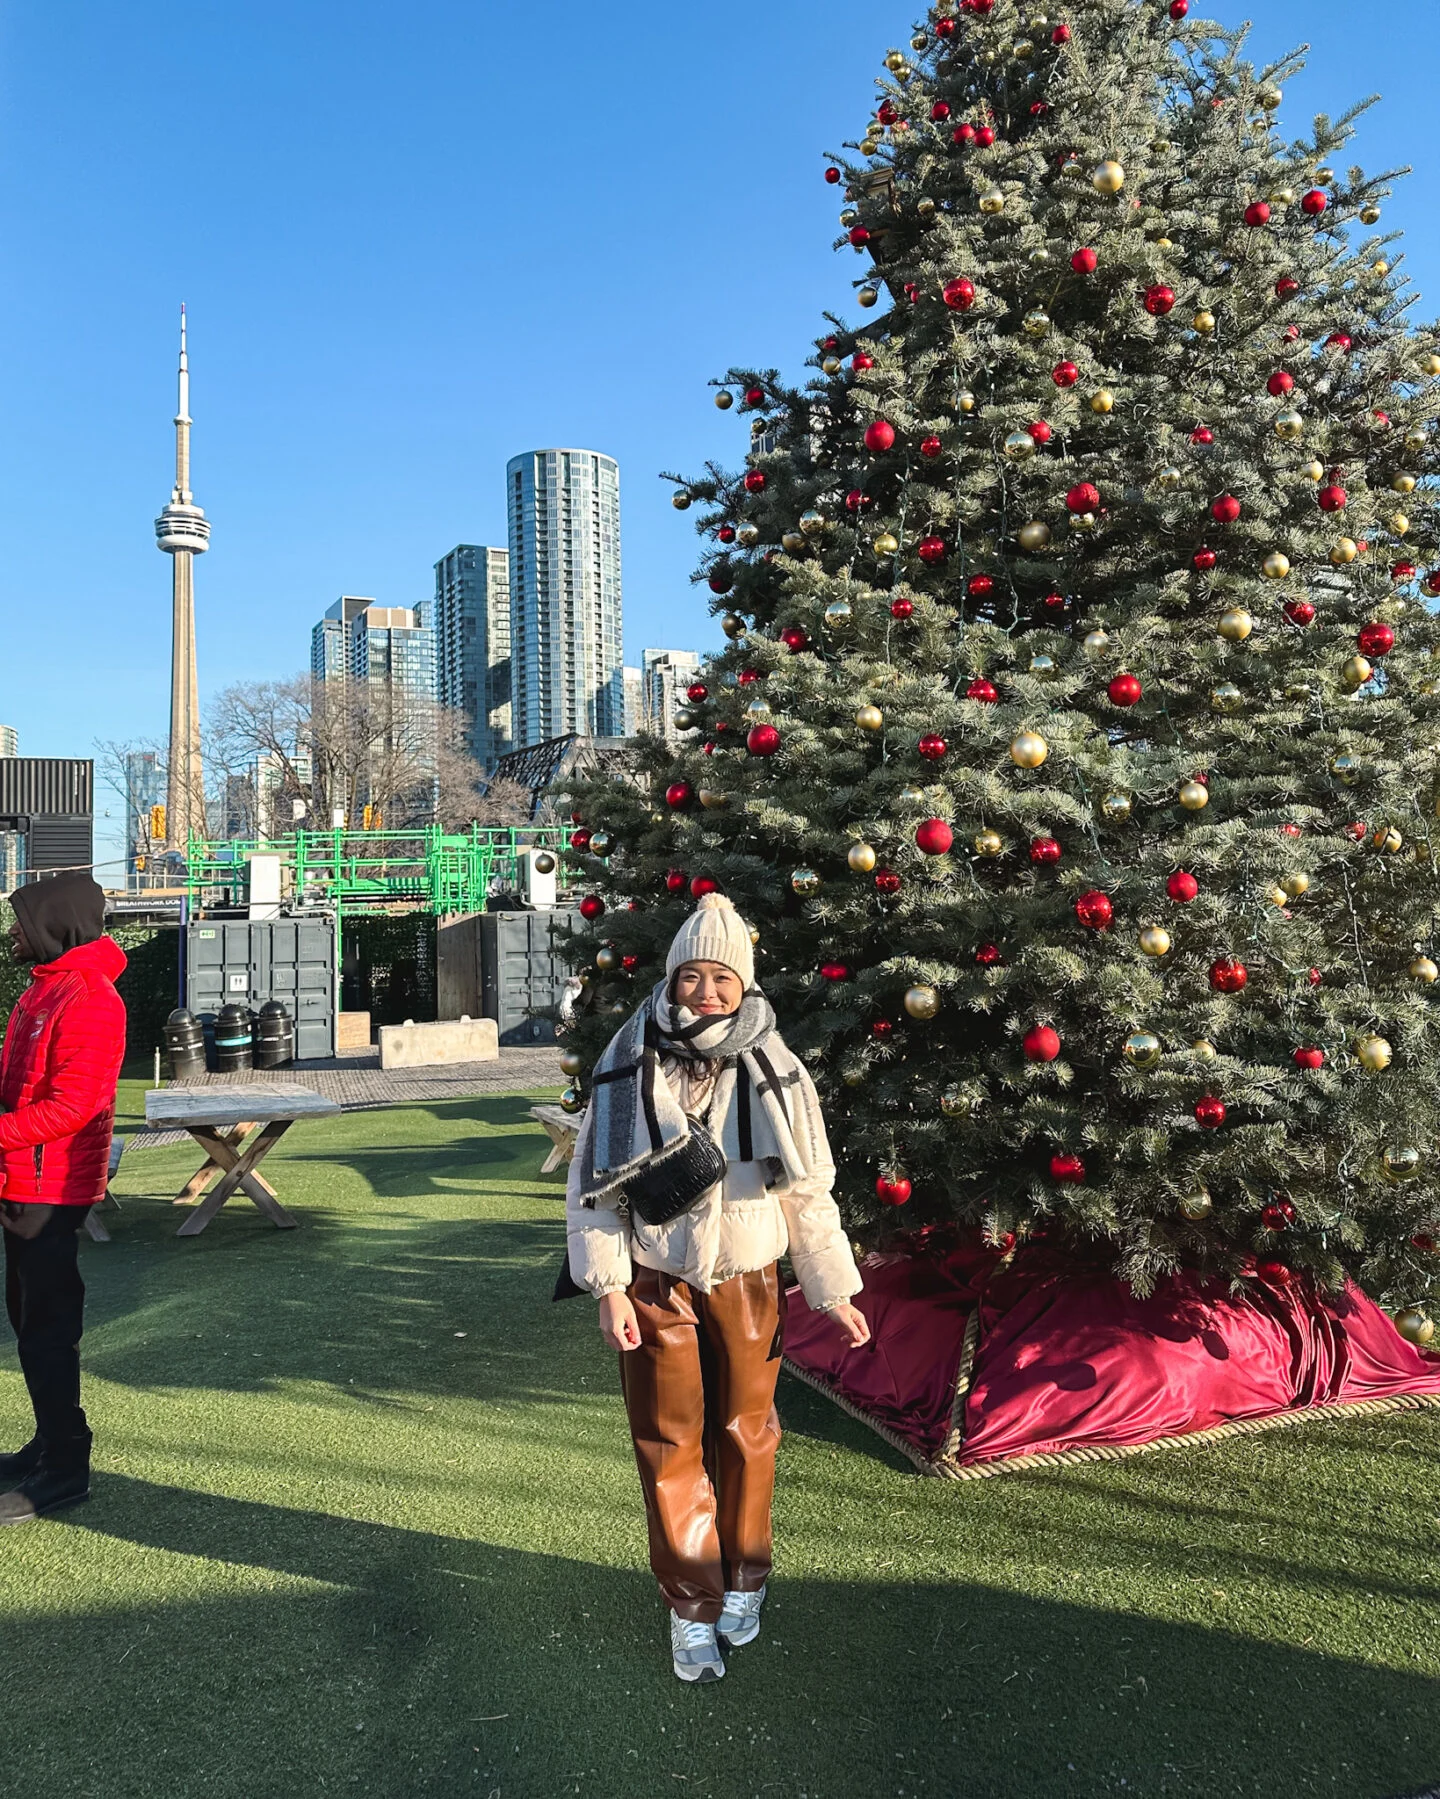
<box><xmin>784</xmin><ymin>1230</ymin><xmax>1440</xmax><ymax>1478</ymax></box>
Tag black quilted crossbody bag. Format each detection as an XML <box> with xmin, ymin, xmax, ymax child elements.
<box><xmin>621</xmin><ymin>1115</ymin><xmax>728</xmax><ymax>1227</ymax></box>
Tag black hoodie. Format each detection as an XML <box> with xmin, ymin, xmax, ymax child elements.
<box><xmin>9</xmin><ymin>873</ymin><xmax>109</xmax><ymax>965</ymax></box>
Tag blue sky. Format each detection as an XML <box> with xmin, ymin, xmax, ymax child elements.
<box><xmin>0</xmin><ymin>1</ymin><xmax>1434</xmax><ymax>865</ymax></box>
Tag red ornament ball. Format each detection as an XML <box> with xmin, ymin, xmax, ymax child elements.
<box><xmin>1280</xmin><ymin>822</ymin><xmax>1303</xmax><ymax>837</ymax></box>
<box><xmin>864</xmin><ymin>419</ymin><xmax>896</xmax><ymax>453</ymax></box>
<box><xmin>852</xmin><ymin>352</ymin><xmax>874</xmax><ymax>371</ymax></box>
<box><xmin>975</xmin><ymin>126</ymin><xmax>996</xmax><ymax>147</ymax></box>
<box><xmin>1391</xmin><ymin>561</ymin><xmax>1417</xmax><ymax>583</ymax></box>
<box><xmin>1024</xmin><ymin>1024</ymin><xmax>1062</xmax><ymax>1063</ymax></box>
<box><xmin>746</xmin><ymin>724</ymin><xmax>780</xmax><ymax>757</ymax></box>
<box><xmin>1052</xmin><ymin>360</ymin><xmax>1080</xmax><ymax>388</ymax></box>
<box><xmin>1042</xmin><ymin>589</ymin><xmax>1068</xmax><ymax>614</ymax></box>
<box><xmin>966</xmin><ymin>677</ymin><xmax>999</xmax><ymax>704</ymax></box>
<box><xmin>824</xmin><ymin>167</ymin><xmax>841</xmax><ymax>185</ymax></box>
<box><xmin>920</xmin><ymin>434</ymin><xmax>943</xmax><ymax>459</ymax></box>
<box><xmin>917</xmin><ymin>535</ymin><xmax>947</xmax><ymax>564</ymax></box>
<box><xmin>1318</xmin><ymin>483</ymin><xmax>1347</xmax><ymax>513</ymax></box>
<box><xmin>665</xmin><ymin>869</ymin><xmax>687</xmax><ymax>893</ymax></box>
<box><xmin>943</xmin><ymin>277</ymin><xmax>976</xmax><ymax>311</ymax></box>
<box><xmin>1211</xmin><ymin>493</ymin><xmax>1242</xmax><ymax>524</ymax></box>
<box><xmin>780</xmin><ymin>626</ymin><xmax>809</xmax><ymax>652</ymax></box>
<box><xmin>1326</xmin><ymin>332</ymin><xmax>1353</xmax><ymax>353</ymax></box>
<box><xmin>1357</xmin><ymin>621</ymin><xmax>1395</xmax><ymax>656</ymax></box>
<box><xmin>1274</xmin><ymin>278</ymin><xmax>1300</xmax><ymax>304</ymax></box>
<box><xmin>936</xmin><ymin>14</ymin><xmax>957</xmax><ymax>35</ymax></box>
<box><xmin>930</xmin><ymin>101</ymin><xmax>951</xmax><ymax>123</ymax></box>
<box><xmin>845</xmin><ymin>490</ymin><xmax>872</xmax><ymax>516</ymax></box>
<box><xmin>890</xmin><ymin>596</ymin><xmax>915</xmax><ymax>621</ymax></box>
<box><xmin>917</xmin><ymin>733</ymin><xmax>947</xmax><ymax>761</ymax></box>
<box><xmin>1169</xmin><ymin>0</ymin><xmax>1189</xmax><ymax>16</ymax></box>
<box><xmin>579</xmin><ymin>894</ymin><xmax>605</xmax><ymax>921</ymax></box>
<box><xmin>1261</xmin><ymin>1201</ymin><xmax>1294</xmax><ymax>1231</ymax></box>
<box><xmin>1071</xmin><ymin>246</ymin><xmax>1098</xmax><ymax>274</ymax></box>
<box><xmin>915</xmin><ymin>817</ymin><xmax>954</xmax><ymax>856</ymax></box>
<box><xmin>707</xmin><ymin>565</ymin><xmax>734</xmax><ymax>595</ymax></box>
<box><xmin>876</xmin><ymin>1174</ymin><xmax>912</xmax><ymax>1206</ymax></box>
<box><xmin>1267</xmin><ymin>370</ymin><xmax>1295</xmax><ymax>397</ymax></box>
<box><xmin>1191</xmin><ymin>426</ymin><xmax>1215</xmax><ymax>445</ymax></box>
<box><xmin>1050</xmin><ymin>1153</ymin><xmax>1086</xmax><ymax>1183</ymax></box>
<box><xmin>1308</xmin><ymin>967</ymin><xmax>1322</xmax><ymax>987</ymax></box>
<box><xmin>871</xmin><ymin>1018</ymin><xmax>894</xmax><ymax>1039</ymax></box>
<box><xmin>1210</xmin><ymin>958</ymin><xmax>1248</xmax><ymax>993</ymax></box>
<box><xmin>1300</xmin><ymin>188</ymin><xmax>1328</xmax><ymax>216</ymax></box>
<box><xmin>874</xmin><ymin>867</ymin><xmax>902</xmax><ymax>896</ymax></box>
<box><xmin>690</xmin><ymin>876</ymin><xmax>719</xmax><ymax>899</ymax></box>
<box><xmin>1066</xmin><ymin>481</ymin><xmax>1101</xmax><ymax>513</ymax></box>
<box><xmin>1194</xmin><ymin>1095</ymin><xmax>1228</xmax><ymax>1128</ymax></box>
<box><xmin>1167</xmin><ymin>870</ymin><xmax>1199</xmax><ymax>903</ymax></box>
<box><xmin>967</xmin><ymin>573</ymin><xmax>996</xmax><ymax>599</ymax></box>
<box><xmin>1144</xmin><ymin>284</ymin><xmax>1176</xmax><ymax>316</ymax></box>
<box><xmin>819</xmin><ymin>962</ymin><xmax>850</xmax><ymax>983</ymax></box>
<box><xmin>1029</xmin><ymin>835</ymin><xmax>1062</xmax><ymax>866</ymax></box>
<box><xmin>743</xmin><ymin>470</ymin><xmax>766</xmax><ymax>494</ymax></box>
<box><xmin>665</xmin><ymin>781</ymin><xmax>693</xmax><ymax>809</ymax></box>
<box><xmin>1293</xmin><ymin>1046</ymin><xmax>1325</xmax><ymax>1070</ymax></box>
<box><xmin>1075</xmin><ymin>890</ymin><xmax>1114</xmax><ymax>930</ymax></box>
<box><xmin>1029</xmin><ymin>419</ymin><xmax>1053</xmax><ymax>444</ymax></box>
<box><xmin>717</xmin><ymin>524</ymin><xmax>736</xmax><ymax>544</ymax></box>
<box><xmin>569</xmin><ymin>827</ymin><xmax>592</xmax><ymax>852</ymax></box>
<box><xmin>1244</xmin><ymin>201</ymin><xmax>1271</xmax><ymax>227</ymax></box>
<box><xmin>952</xmin><ymin>122</ymin><xmax>976</xmax><ymax>145</ymax></box>
<box><xmin>1284</xmin><ymin>599</ymin><xmax>1316</xmax><ymax>626</ymax></box>
<box><xmin>1051</xmin><ymin>22</ymin><xmax>1071</xmax><ymax>43</ymax></box>
<box><xmin>1108</xmin><ymin>672</ymin><xmax>1143</xmax><ymax>707</ymax></box>
<box><xmin>876</xmin><ymin>101</ymin><xmax>898</xmax><ymax>126</ymax></box>
<box><xmin>736</xmin><ymin>667</ymin><xmax>762</xmax><ymax>686</ymax></box>
<box><xmin>744</xmin><ymin>385</ymin><xmax>765</xmax><ymax>406</ymax></box>
<box><xmin>1193</xmin><ymin>547</ymin><xmax>1218</xmax><ymax>572</ymax></box>
<box><xmin>975</xmin><ymin>943</ymin><xmax>1004</xmax><ymax>966</ymax></box>
<box><xmin>621</xmin><ymin>954</ymin><xmax>639</xmax><ymax>972</ymax></box>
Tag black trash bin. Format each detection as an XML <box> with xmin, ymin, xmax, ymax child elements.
<box><xmin>214</xmin><ymin>1003</ymin><xmax>254</xmax><ymax>1073</ymax></box>
<box><xmin>253</xmin><ymin>1000</ymin><xmax>295</xmax><ymax>1070</ymax></box>
<box><xmin>164</xmin><ymin>1008</ymin><xmax>207</xmax><ymax>1082</ymax></box>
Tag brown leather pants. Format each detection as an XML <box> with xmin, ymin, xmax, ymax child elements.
<box><xmin>619</xmin><ymin>1263</ymin><xmax>784</xmax><ymax>1623</ymax></box>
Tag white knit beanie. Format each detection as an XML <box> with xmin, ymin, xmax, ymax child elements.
<box><xmin>665</xmin><ymin>891</ymin><xmax>756</xmax><ymax>990</ymax></box>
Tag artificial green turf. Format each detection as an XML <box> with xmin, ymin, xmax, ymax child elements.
<box><xmin>1</xmin><ymin>1078</ymin><xmax>1437</xmax><ymax>1799</ymax></box>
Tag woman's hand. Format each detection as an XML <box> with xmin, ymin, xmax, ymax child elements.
<box><xmin>599</xmin><ymin>1291</ymin><xmax>642</xmax><ymax>1351</ymax></box>
<box><xmin>828</xmin><ymin>1301</ymin><xmax>871</xmax><ymax>1349</ymax></box>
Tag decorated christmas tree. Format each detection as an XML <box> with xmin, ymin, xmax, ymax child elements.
<box><xmin>560</xmin><ymin>0</ymin><xmax>1440</xmax><ymax>1331</ymax></box>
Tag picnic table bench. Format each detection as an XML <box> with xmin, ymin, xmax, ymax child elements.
<box><xmin>144</xmin><ymin>1084</ymin><xmax>342</xmax><ymax>1236</ymax></box>
<box><xmin>529</xmin><ymin>1104</ymin><xmax>580</xmax><ymax>1175</ymax></box>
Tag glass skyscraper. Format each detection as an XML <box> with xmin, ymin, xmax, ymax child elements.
<box><xmin>507</xmin><ymin>449</ymin><xmax>623</xmax><ymax>747</ymax></box>
<box><xmin>432</xmin><ymin>544</ymin><xmax>512</xmax><ymax>769</ymax></box>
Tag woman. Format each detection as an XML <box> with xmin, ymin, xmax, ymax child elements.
<box><xmin>566</xmin><ymin>891</ymin><xmax>870</xmax><ymax>1684</ymax></box>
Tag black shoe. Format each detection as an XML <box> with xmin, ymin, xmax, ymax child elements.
<box><xmin>0</xmin><ymin>1464</ymin><xmax>90</xmax><ymax>1525</ymax></box>
<box><xmin>0</xmin><ymin>1437</ymin><xmax>43</xmax><ymax>1484</ymax></box>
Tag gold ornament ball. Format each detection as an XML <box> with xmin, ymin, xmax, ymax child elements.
<box><xmin>1023</xmin><ymin>309</ymin><xmax>1052</xmax><ymax>338</ymax></box>
<box><xmin>722</xmin><ymin>612</ymin><xmax>747</xmax><ymax>639</ymax></box>
<box><xmin>1355</xmin><ymin>1035</ymin><xmax>1393</xmax><ymax>1072</ymax></box>
<box><xmin>974</xmin><ymin>828</ymin><xmax>1004</xmax><ymax>858</ymax></box>
<box><xmin>1069</xmin><ymin>511</ymin><xmax>1097</xmax><ymax>533</ymax></box>
<box><xmin>1262</xmin><ymin>552</ymin><xmax>1291</xmax><ymax>580</ymax></box>
<box><xmin>824</xmin><ymin>598</ymin><xmax>855</xmax><ymax>633</ymax></box>
<box><xmin>1158</xmin><ymin>465</ymin><xmax>1183</xmax><ymax>489</ymax></box>
<box><xmin>1123</xmin><ymin>1031</ymin><xmax>1163</xmax><ymax>1069</ymax></box>
<box><xmin>790</xmin><ymin>868</ymin><xmax>821</xmax><ymax>899</ymax></box>
<box><xmin>1257</xmin><ymin>83</ymin><xmax>1282</xmax><ymax>109</ymax></box>
<box><xmin>1330</xmin><ymin>538</ymin><xmax>1359</xmax><ymax>566</ymax></box>
<box><xmin>1017</xmin><ymin>521</ymin><xmax>1052</xmax><ymax>552</ymax></box>
<box><xmin>1004</xmin><ymin>430</ymin><xmax>1037</xmax><ymax>460</ymax></box>
<box><xmin>1270</xmin><ymin>186</ymin><xmax>1295</xmax><ymax>206</ymax></box>
<box><xmin>1274</xmin><ymin>409</ymin><xmax>1304</xmax><ymax>440</ymax></box>
<box><xmin>595</xmin><ymin>946</ymin><xmax>620</xmax><ymax>973</ymax></box>
<box><xmin>979</xmin><ymin>188</ymin><xmax>1006</xmax><ymax>215</ymax></box>
<box><xmin>884</xmin><ymin>48</ymin><xmax>907</xmax><ymax>71</ymax></box>
<box><xmin>847</xmin><ymin>842</ymin><xmax>878</xmax><ymax>874</ymax></box>
<box><xmin>916</xmin><ymin>196</ymin><xmax>937</xmax><ymax>221</ymax></box>
<box><xmin>904</xmin><ymin>984</ymin><xmax>941</xmax><ymax>1020</ymax></box>
<box><xmin>1301</xmin><ymin>459</ymin><xmax>1324</xmax><ymax>482</ymax></box>
<box><xmin>698</xmin><ymin>788</ymin><xmax>730</xmax><ymax>810</ymax></box>
<box><xmin>940</xmin><ymin>1085</ymin><xmax>973</xmax><ymax>1118</ymax></box>
<box><xmin>1082</xmin><ymin>628</ymin><xmax>1111</xmax><ymax>658</ymax></box>
<box><xmin>1012</xmin><ymin>38</ymin><xmax>1035</xmax><ymax>58</ymax></box>
<box><xmin>1342</xmin><ymin>654</ymin><xmax>1374</xmax><ymax>688</ymax></box>
<box><xmin>1383</xmin><ymin>1146</ymin><xmax>1422</xmax><ymax>1183</ymax></box>
<box><xmin>1218</xmin><ymin>607</ymin><xmax>1254</xmax><ymax>642</ymax></box>
<box><xmin>1178</xmin><ymin>780</ymin><xmax>1210</xmax><ymax>811</ymax></box>
<box><xmin>1092</xmin><ymin>159</ymin><xmax>1126</xmax><ymax>194</ymax></box>
<box><xmin>1421</xmin><ymin>352</ymin><xmax>1440</xmax><ymax>378</ymax></box>
<box><xmin>1392</xmin><ymin>474</ymin><xmax>1417</xmax><ymax>495</ymax></box>
<box><xmin>1179</xmin><ymin>1184</ymin><xmax>1214</xmax><ymax>1221</ymax></box>
<box><xmin>1371</xmin><ymin>824</ymin><xmax>1403</xmax><ymax>853</ymax></box>
<box><xmin>559</xmin><ymin>1049</ymin><xmax>584</xmax><ymax>1078</ymax></box>
<box><xmin>533</xmin><ymin>851</ymin><xmax>557</xmax><ymax>875</ymax></box>
<box><xmin>1395</xmin><ymin>1307</ymin><xmax>1436</xmax><ymax>1346</ymax></box>
<box><xmin>1360</xmin><ymin>203</ymin><xmax>1382</xmax><ymax>224</ymax></box>
<box><xmin>1264</xmin><ymin>885</ymin><xmax>1288</xmax><ymax>909</ymax></box>
<box><xmin>821</xmin><ymin>356</ymin><xmax>843</xmax><ymax>376</ymax></box>
<box><xmin>858</xmin><ymin>286</ymin><xmax>879</xmax><ymax>309</ymax></box>
<box><xmin>1281</xmin><ymin>871</ymin><xmax>1311</xmax><ymax>898</ymax></box>
<box><xmin>1405</xmin><ymin>430</ymin><xmax>1430</xmax><ymax>456</ymax></box>
<box><xmin>588</xmin><ymin>830</ymin><xmax>614</xmax><ymax>857</ymax></box>
<box><xmin>855</xmin><ymin>704</ymin><xmax>884</xmax><ymax>731</ymax></box>
<box><xmin>1192</xmin><ymin>1038</ymin><xmax>1217</xmax><ymax>1061</ymax></box>
<box><xmin>1315</xmin><ymin>166</ymin><xmax>1335</xmax><ymax>184</ymax></box>
<box><xmin>1102</xmin><ymin>791</ymin><xmax>1133</xmax><ymax>823</ymax></box>
<box><xmin>957</xmin><ymin>389</ymin><xmax>977</xmax><ymax>414</ymax></box>
<box><xmin>1389</xmin><ymin>512</ymin><xmax>1411</xmax><ymax>536</ymax></box>
<box><xmin>672</xmin><ymin>490</ymin><xmax>692</xmax><ymax>510</ymax></box>
<box><xmin>1138</xmin><ymin>926</ymin><xmax>1172</xmax><ymax>958</ymax></box>
<box><xmin>1409</xmin><ymin>954</ymin><xmax>1439</xmax><ymax>984</ymax></box>
<box><xmin>715</xmin><ymin>390</ymin><xmax>735</xmax><ymax>410</ymax></box>
<box><xmin>1193</xmin><ymin>309</ymin><xmax>1216</xmax><ymax>333</ymax></box>
<box><xmin>1330</xmin><ymin>752</ymin><xmax>1362</xmax><ymax>785</ymax></box>
<box><xmin>1090</xmin><ymin>388</ymin><xmax>1116</xmax><ymax>414</ymax></box>
<box><xmin>1029</xmin><ymin>652</ymin><xmax>1057</xmax><ymax>678</ymax></box>
<box><xmin>1370</xmin><ymin>259</ymin><xmax>1390</xmax><ymax>279</ymax></box>
<box><xmin>745</xmin><ymin>696</ymin><xmax>772</xmax><ymax>720</ymax></box>
<box><xmin>896</xmin><ymin>784</ymin><xmax>926</xmax><ymax>808</ymax></box>
<box><xmin>737</xmin><ymin>523</ymin><xmax>760</xmax><ymax>548</ymax></box>
<box><xmin>1211</xmin><ymin>681</ymin><xmax>1243</xmax><ymax>714</ymax></box>
<box><xmin>1009</xmin><ymin>730</ymin><xmax>1049</xmax><ymax>769</ymax></box>
<box><xmin>781</xmin><ymin>531</ymin><xmax>806</xmax><ymax>553</ymax></box>
<box><xmin>800</xmin><ymin>509</ymin><xmax>826</xmax><ymax>535</ymax></box>
<box><xmin>560</xmin><ymin>1084</ymin><xmax>584</xmax><ymax>1115</ymax></box>
<box><xmin>873</xmin><ymin>532</ymin><xmax>900</xmax><ymax>556</ymax></box>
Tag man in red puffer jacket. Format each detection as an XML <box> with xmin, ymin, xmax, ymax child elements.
<box><xmin>0</xmin><ymin>873</ymin><xmax>126</xmax><ymax>1524</ymax></box>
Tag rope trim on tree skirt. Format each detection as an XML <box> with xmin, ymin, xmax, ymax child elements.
<box><xmin>782</xmin><ymin>1356</ymin><xmax>1440</xmax><ymax>1481</ymax></box>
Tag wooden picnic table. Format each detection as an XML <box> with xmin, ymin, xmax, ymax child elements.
<box><xmin>144</xmin><ymin>1084</ymin><xmax>342</xmax><ymax>1236</ymax></box>
<box><xmin>529</xmin><ymin>1103</ymin><xmax>580</xmax><ymax>1175</ymax></box>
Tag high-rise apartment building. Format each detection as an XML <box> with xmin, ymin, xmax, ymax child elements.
<box><xmin>348</xmin><ymin>605</ymin><xmax>437</xmax><ymax>699</ymax></box>
<box><xmin>639</xmin><ymin>649</ymin><xmax>702</xmax><ymax>741</ymax></box>
<box><xmin>507</xmin><ymin>449</ymin><xmax>623</xmax><ymax>747</ymax></box>
<box><xmin>432</xmin><ymin>545</ymin><xmax>512</xmax><ymax>768</ymax></box>
<box><xmin>0</xmin><ymin>727</ymin><xmax>18</xmax><ymax>891</ymax></box>
<box><xmin>311</xmin><ymin>596</ymin><xmax>373</xmax><ymax>683</ymax></box>
<box><xmin>623</xmin><ymin>666</ymin><xmax>642</xmax><ymax>738</ymax></box>
<box><xmin>123</xmin><ymin>749</ymin><xmax>165</xmax><ymax>889</ymax></box>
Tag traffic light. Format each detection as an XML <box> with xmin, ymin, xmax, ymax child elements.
<box><xmin>362</xmin><ymin>804</ymin><xmax>373</xmax><ymax>830</ymax></box>
<box><xmin>149</xmin><ymin>804</ymin><xmax>166</xmax><ymax>840</ymax></box>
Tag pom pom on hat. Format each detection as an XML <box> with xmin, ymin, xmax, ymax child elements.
<box><xmin>665</xmin><ymin>890</ymin><xmax>756</xmax><ymax>989</ymax></box>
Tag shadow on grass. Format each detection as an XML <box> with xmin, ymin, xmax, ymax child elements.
<box><xmin>3</xmin><ymin>1472</ymin><xmax>1429</xmax><ymax>1799</ymax></box>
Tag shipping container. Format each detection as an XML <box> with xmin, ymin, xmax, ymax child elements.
<box><xmin>186</xmin><ymin>915</ymin><xmax>338</xmax><ymax>1060</ymax></box>
<box><xmin>479</xmin><ymin>908</ymin><xmax>579</xmax><ymax>1045</ymax></box>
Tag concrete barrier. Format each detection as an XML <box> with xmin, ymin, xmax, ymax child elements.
<box><xmin>377</xmin><ymin>1016</ymin><xmax>500</xmax><ymax>1069</ymax></box>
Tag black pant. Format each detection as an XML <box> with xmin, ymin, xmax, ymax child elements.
<box><xmin>3</xmin><ymin>1206</ymin><xmax>91</xmax><ymax>1466</ymax></box>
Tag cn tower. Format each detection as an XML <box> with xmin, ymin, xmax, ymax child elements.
<box><xmin>154</xmin><ymin>304</ymin><xmax>210</xmax><ymax>855</ymax></box>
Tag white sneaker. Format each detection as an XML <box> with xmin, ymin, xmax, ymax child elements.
<box><xmin>717</xmin><ymin>1584</ymin><xmax>766</xmax><ymax>1648</ymax></box>
<box><xmin>670</xmin><ymin>1613</ymin><xmax>725</xmax><ymax>1683</ymax></box>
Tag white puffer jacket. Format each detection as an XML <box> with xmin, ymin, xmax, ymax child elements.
<box><xmin>565</xmin><ymin>1058</ymin><xmax>862</xmax><ymax>1313</ymax></box>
